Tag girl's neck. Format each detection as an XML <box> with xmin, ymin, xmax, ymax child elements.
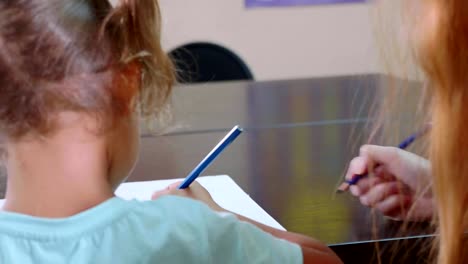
<box><xmin>2</xmin><ymin>122</ymin><xmax>114</xmax><ymax>218</ymax></box>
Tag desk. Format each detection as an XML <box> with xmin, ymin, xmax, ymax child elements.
<box><xmin>0</xmin><ymin>74</ymin><xmax>432</xmax><ymax>263</ymax></box>
<box><xmin>134</xmin><ymin>74</ymin><xmax>432</xmax><ymax>263</ymax></box>
<box><xmin>133</xmin><ymin>124</ymin><xmax>433</xmax><ymax>251</ymax></box>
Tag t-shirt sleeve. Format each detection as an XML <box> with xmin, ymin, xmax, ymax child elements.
<box><xmin>208</xmin><ymin>212</ymin><xmax>302</xmax><ymax>263</ymax></box>
<box><xmin>187</xmin><ymin>199</ymin><xmax>302</xmax><ymax>264</ymax></box>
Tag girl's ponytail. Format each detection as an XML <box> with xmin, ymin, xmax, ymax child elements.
<box><xmin>102</xmin><ymin>0</ymin><xmax>175</xmax><ymax>124</ymax></box>
<box><xmin>0</xmin><ymin>0</ymin><xmax>173</xmax><ymax>138</ymax></box>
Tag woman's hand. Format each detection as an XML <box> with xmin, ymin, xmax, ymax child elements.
<box><xmin>345</xmin><ymin>145</ymin><xmax>434</xmax><ymax>221</ymax></box>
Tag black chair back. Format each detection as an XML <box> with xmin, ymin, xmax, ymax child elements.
<box><xmin>169</xmin><ymin>42</ymin><xmax>254</xmax><ymax>83</ymax></box>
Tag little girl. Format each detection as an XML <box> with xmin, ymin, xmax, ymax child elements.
<box><xmin>0</xmin><ymin>0</ymin><xmax>340</xmax><ymax>263</ymax></box>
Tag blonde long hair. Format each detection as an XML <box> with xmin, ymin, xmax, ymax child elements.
<box><xmin>375</xmin><ymin>0</ymin><xmax>468</xmax><ymax>263</ymax></box>
<box><xmin>417</xmin><ymin>1</ymin><xmax>468</xmax><ymax>263</ymax></box>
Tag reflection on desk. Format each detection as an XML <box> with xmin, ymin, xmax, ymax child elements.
<box><xmin>132</xmin><ymin>124</ymin><xmax>433</xmax><ymax>244</ymax></box>
<box><xmin>150</xmin><ymin>74</ymin><xmax>422</xmax><ymax>137</ymax></box>
<box><xmin>134</xmin><ymin>123</ymin><xmax>434</xmax><ymax>263</ymax></box>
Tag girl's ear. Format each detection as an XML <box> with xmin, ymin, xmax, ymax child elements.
<box><xmin>111</xmin><ymin>61</ymin><xmax>141</xmax><ymax>115</ymax></box>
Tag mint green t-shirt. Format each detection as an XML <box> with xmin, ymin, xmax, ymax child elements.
<box><xmin>0</xmin><ymin>196</ymin><xmax>301</xmax><ymax>263</ymax></box>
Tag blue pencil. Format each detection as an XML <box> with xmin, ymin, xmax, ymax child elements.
<box><xmin>178</xmin><ymin>126</ymin><xmax>243</xmax><ymax>189</ymax></box>
<box><xmin>337</xmin><ymin>126</ymin><xmax>430</xmax><ymax>193</ymax></box>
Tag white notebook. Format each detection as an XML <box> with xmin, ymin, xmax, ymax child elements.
<box><xmin>0</xmin><ymin>175</ymin><xmax>285</xmax><ymax>231</ymax></box>
<box><xmin>115</xmin><ymin>175</ymin><xmax>285</xmax><ymax>230</ymax></box>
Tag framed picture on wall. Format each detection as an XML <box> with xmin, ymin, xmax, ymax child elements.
<box><xmin>246</xmin><ymin>0</ymin><xmax>365</xmax><ymax>8</ymax></box>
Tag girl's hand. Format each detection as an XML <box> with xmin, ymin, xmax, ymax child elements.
<box><xmin>345</xmin><ymin>145</ymin><xmax>434</xmax><ymax>221</ymax></box>
<box><xmin>152</xmin><ymin>181</ymin><xmax>223</xmax><ymax>211</ymax></box>
<box><xmin>153</xmin><ymin>181</ymin><xmax>342</xmax><ymax>264</ymax></box>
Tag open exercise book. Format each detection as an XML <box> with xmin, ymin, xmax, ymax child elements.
<box><xmin>0</xmin><ymin>175</ymin><xmax>285</xmax><ymax>231</ymax></box>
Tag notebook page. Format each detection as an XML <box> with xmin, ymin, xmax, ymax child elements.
<box><xmin>115</xmin><ymin>175</ymin><xmax>285</xmax><ymax>230</ymax></box>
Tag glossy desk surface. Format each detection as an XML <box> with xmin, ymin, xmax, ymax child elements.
<box><xmin>151</xmin><ymin>74</ymin><xmax>378</xmax><ymax>135</ymax></box>
<box><xmin>0</xmin><ymin>74</ymin><xmax>431</xmax><ymax>262</ymax></box>
<box><xmin>134</xmin><ymin>74</ymin><xmax>431</xmax><ymax>246</ymax></box>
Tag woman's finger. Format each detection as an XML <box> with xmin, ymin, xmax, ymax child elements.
<box><xmin>359</xmin><ymin>181</ymin><xmax>402</xmax><ymax>206</ymax></box>
<box><xmin>360</xmin><ymin>145</ymin><xmax>400</xmax><ymax>166</ymax></box>
<box><xmin>374</xmin><ymin>194</ymin><xmax>411</xmax><ymax>217</ymax></box>
<box><xmin>349</xmin><ymin>176</ymin><xmax>385</xmax><ymax>196</ymax></box>
<box><xmin>373</xmin><ymin>165</ymin><xmax>396</xmax><ymax>181</ymax></box>
<box><xmin>345</xmin><ymin>156</ymin><xmax>370</xmax><ymax>181</ymax></box>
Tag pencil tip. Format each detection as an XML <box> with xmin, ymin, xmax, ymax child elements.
<box><xmin>336</xmin><ymin>182</ymin><xmax>350</xmax><ymax>194</ymax></box>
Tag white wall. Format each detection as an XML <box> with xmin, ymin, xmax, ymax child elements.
<box><xmin>159</xmin><ymin>1</ymin><xmax>378</xmax><ymax>81</ymax></box>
